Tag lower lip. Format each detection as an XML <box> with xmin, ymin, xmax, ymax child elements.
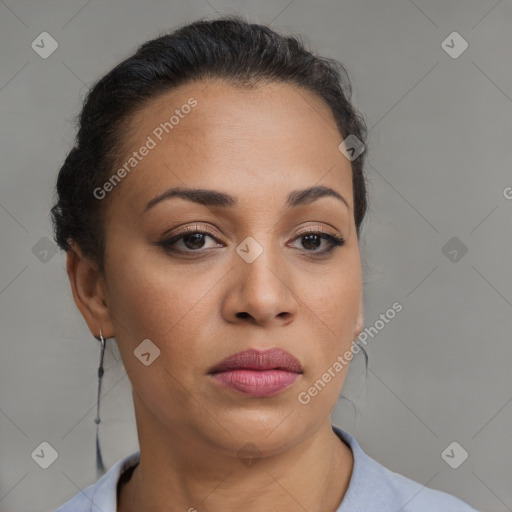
<box><xmin>209</xmin><ymin>369</ymin><xmax>301</xmax><ymax>397</ymax></box>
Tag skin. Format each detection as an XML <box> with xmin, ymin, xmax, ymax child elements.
<box><xmin>66</xmin><ymin>78</ymin><xmax>364</xmax><ymax>512</ymax></box>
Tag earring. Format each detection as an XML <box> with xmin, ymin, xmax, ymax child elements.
<box><xmin>94</xmin><ymin>328</ymin><xmax>107</xmax><ymax>477</ymax></box>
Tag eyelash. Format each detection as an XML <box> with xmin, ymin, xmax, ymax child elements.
<box><xmin>158</xmin><ymin>226</ymin><xmax>345</xmax><ymax>257</ymax></box>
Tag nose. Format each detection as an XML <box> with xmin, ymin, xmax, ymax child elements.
<box><xmin>220</xmin><ymin>240</ymin><xmax>298</xmax><ymax>327</ymax></box>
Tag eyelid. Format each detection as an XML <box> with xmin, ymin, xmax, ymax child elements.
<box><xmin>293</xmin><ymin>225</ymin><xmax>342</xmax><ymax>239</ymax></box>
<box><xmin>166</xmin><ymin>223</ymin><xmax>221</xmax><ymax>239</ymax></box>
<box><xmin>164</xmin><ymin>223</ymin><xmax>342</xmax><ymax>243</ymax></box>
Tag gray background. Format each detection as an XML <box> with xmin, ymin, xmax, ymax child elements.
<box><xmin>1</xmin><ymin>1</ymin><xmax>511</xmax><ymax>511</ymax></box>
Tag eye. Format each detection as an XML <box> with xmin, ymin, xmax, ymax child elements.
<box><xmin>289</xmin><ymin>229</ymin><xmax>345</xmax><ymax>255</ymax></box>
<box><xmin>158</xmin><ymin>226</ymin><xmax>224</xmax><ymax>254</ymax></box>
<box><xmin>157</xmin><ymin>225</ymin><xmax>345</xmax><ymax>257</ymax></box>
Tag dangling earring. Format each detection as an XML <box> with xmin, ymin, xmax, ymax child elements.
<box><xmin>94</xmin><ymin>328</ymin><xmax>107</xmax><ymax>478</ymax></box>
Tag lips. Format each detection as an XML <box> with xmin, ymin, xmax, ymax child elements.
<box><xmin>208</xmin><ymin>348</ymin><xmax>303</xmax><ymax>374</ymax></box>
<box><xmin>208</xmin><ymin>348</ymin><xmax>303</xmax><ymax>397</ymax></box>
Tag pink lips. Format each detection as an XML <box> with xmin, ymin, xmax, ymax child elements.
<box><xmin>208</xmin><ymin>348</ymin><xmax>303</xmax><ymax>397</ymax></box>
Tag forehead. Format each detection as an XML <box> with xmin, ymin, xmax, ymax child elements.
<box><xmin>108</xmin><ymin>79</ymin><xmax>354</xmax><ymax>215</ymax></box>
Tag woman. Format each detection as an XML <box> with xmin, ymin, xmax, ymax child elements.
<box><xmin>51</xmin><ymin>15</ymin><xmax>478</xmax><ymax>512</ymax></box>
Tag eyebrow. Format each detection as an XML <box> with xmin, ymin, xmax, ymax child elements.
<box><xmin>143</xmin><ymin>184</ymin><xmax>349</xmax><ymax>213</ymax></box>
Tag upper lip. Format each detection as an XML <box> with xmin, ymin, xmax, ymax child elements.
<box><xmin>208</xmin><ymin>348</ymin><xmax>303</xmax><ymax>374</ymax></box>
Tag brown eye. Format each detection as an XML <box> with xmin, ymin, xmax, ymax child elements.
<box><xmin>182</xmin><ymin>233</ymin><xmax>208</xmax><ymax>250</ymax></box>
<box><xmin>290</xmin><ymin>230</ymin><xmax>345</xmax><ymax>254</ymax></box>
<box><xmin>159</xmin><ymin>228</ymin><xmax>224</xmax><ymax>254</ymax></box>
<box><xmin>301</xmin><ymin>234</ymin><xmax>323</xmax><ymax>251</ymax></box>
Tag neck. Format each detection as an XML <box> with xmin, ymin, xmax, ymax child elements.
<box><xmin>118</xmin><ymin>396</ymin><xmax>353</xmax><ymax>512</ymax></box>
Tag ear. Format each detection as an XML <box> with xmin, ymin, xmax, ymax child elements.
<box><xmin>354</xmin><ymin>296</ymin><xmax>364</xmax><ymax>339</ymax></box>
<box><xmin>66</xmin><ymin>244</ymin><xmax>114</xmax><ymax>339</ymax></box>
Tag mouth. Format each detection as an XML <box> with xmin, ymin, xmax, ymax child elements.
<box><xmin>208</xmin><ymin>348</ymin><xmax>303</xmax><ymax>397</ymax></box>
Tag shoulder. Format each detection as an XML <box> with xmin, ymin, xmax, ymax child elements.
<box><xmin>54</xmin><ymin>451</ymin><xmax>140</xmax><ymax>512</ymax></box>
<box><xmin>332</xmin><ymin>425</ymin><xmax>479</xmax><ymax>512</ymax></box>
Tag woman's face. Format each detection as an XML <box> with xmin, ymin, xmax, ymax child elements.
<box><xmin>94</xmin><ymin>79</ymin><xmax>363</xmax><ymax>454</ymax></box>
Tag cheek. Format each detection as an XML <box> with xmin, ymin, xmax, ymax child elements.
<box><xmin>294</xmin><ymin>272</ymin><xmax>361</xmax><ymax>417</ymax></box>
<box><xmin>305</xmin><ymin>261</ymin><xmax>362</xmax><ymax>336</ymax></box>
<box><xmin>105</xmin><ymin>255</ymin><xmax>213</xmax><ymax>410</ymax></box>
<box><xmin>297</xmin><ymin>259</ymin><xmax>361</xmax><ymax>397</ymax></box>
<box><xmin>105</xmin><ymin>245</ymin><xmax>224</xmax><ymax>369</ymax></box>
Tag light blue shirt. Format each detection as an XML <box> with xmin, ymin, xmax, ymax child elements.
<box><xmin>55</xmin><ymin>425</ymin><xmax>479</xmax><ymax>511</ymax></box>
